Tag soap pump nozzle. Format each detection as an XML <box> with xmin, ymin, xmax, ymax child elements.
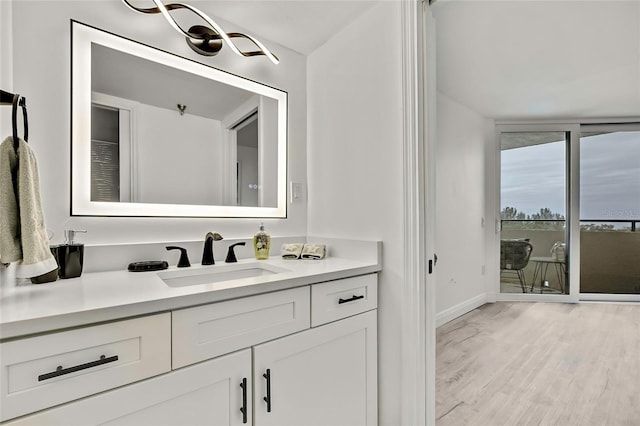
<box><xmin>65</xmin><ymin>229</ymin><xmax>87</xmax><ymax>245</ymax></box>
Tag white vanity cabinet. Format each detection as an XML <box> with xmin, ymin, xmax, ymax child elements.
<box><xmin>3</xmin><ymin>349</ymin><xmax>252</xmax><ymax>426</ymax></box>
<box><xmin>0</xmin><ymin>313</ymin><xmax>171</xmax><ymax>422</ymax></box>
<box><xmin>171</xmin><ymin>286</ymin><xmax>311</xmax><ymax>369</ymax></box>
<box><xmin>253</xmin><ymin>310</ymin><xmax>377</xmax><ymax>426</ymax></box>
<box><xmin>1</xmin><ymin>274</ymin><xmax>377</xmax><ymax>426</ymax></box>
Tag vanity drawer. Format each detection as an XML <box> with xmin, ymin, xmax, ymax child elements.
<box><xmin>172</xmin><ymin>286</ymin><xmax>310</xmax><ymax>368</ymax></box>
<box><xmin>311</xmin><ymin>274</ymin><xmax>378</xmax><ymax>326</ymax></box>
<box><xmin>0</xmin><ymin>313</ymin><xmax>171</xmax><ymax>422</ymax></box>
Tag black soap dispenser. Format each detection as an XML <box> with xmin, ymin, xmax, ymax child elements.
<box><xmin>54</xmin><ymin>229</ymin><xmax>87</xmax><ymax>279</ymax></box>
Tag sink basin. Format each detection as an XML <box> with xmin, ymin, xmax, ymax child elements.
<box><xmin>158</xmin><ymin>263</ymin><xmax>290</xmax><ymax>287</ymax></box>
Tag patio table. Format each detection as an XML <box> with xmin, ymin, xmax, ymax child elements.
<box><xmin>530</xmin><ymin>256</ymin><xmax>566</xmax><ymax>294</ymax></box>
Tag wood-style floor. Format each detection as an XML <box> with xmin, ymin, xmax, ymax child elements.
<box><xmin>436</xmin><ymin>302</ymin><xmax>640</xmax><ymax>425</ymax></box>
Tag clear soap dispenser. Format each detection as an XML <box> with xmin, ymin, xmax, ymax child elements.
<box><xmin>253</xmin><ymin>223</ymin><xmax>271</xmax><ymax>260</ymax></box>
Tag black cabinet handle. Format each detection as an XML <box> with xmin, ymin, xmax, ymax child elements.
<box><xmin>38</xmin><ymin>355</ymin><xmax>119</xmax><ymax>381</ymax></box>
<box><xmin>338</xmin><ymin>294</ymin><xmax>365</xmax><ymax>304</ymax></box>
<box><xmin>263</xmin><ymin>368</ymin><xmax>271</xmax><ymax>412</ymax></box>
<box><xmin>240</xmin><ymin>378</ymin><xmax>248</xmax><ymax>424</ymax></box>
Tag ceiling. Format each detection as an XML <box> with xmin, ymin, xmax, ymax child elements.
<box><xmin>184</xmin><ymin>1</ymin><xmax>379</xmax><ymax>55</ymax></box>
<box><xmin>92</xmin><ymin>43</ymin><xmax>255</xmax><ymax>120</ymax></box>
<box><xmin>107</xmin><ymin>1</ymin><xmax>640</xmax><ymax>121</ymax></box>
<box><xmin>90</xmin><ymin>1</ymin><xmax>378</xmax><ymax>121</ymax></box>
<box><xmin>432</xmin><ymin>0</ymin><xmax>640</xmax><ymax>120</ymax></box>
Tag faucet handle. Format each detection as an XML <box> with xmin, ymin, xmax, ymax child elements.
<box><xmin>225</xmin><ymin>242</ymin><xmax>246</xmax><ymax>263</ymax></box>
<box><xmin>166</xmin><ymin>246</ymin><xmax>191</xmax><ymax>267</ymax></box>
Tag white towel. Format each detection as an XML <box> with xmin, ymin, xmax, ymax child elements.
<box><xmin>0</xmin><ymin>137</ymin><xmax>57</xmax><ymax>278</ymax></box>
<box><xmin>281</xmin><ymin>243</ymin><xmax>304</xmax><ymax>259</ymax></box>
<box><xmin>301</xmin><ymin>244</ymin><xmax>326</xmax><ymax>260</ymax></box>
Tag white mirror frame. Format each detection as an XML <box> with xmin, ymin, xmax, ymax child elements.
<box><xmin>71</xmin><ymin>21</ymin><xmax>287</xmax><ymax>218</ymax></box>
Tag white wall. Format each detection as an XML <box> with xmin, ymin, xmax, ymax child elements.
<box><xmin>136</xmin><ymin>104</ymin><xmax>223</xmax><ymax>205</ymax></box>
<box><xmin>307</xmin><ymin>2</ymin><xmax>404</xmax><ymax>424</ymax></box>
<box><xmin>435</xmin><ymin>92</ymin><xmax>489</xmax><ymax>326</ymax></box>
<box><xmin>6</xmin><ymin>1</ymin><xmax>307</xmax><ymax>246</ymax></box>
<box><xmin>0</xmin><ymin>0</ymin><xmax>12</xmax><ymax>136</ymax></box>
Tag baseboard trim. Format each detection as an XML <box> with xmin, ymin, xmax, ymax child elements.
<box><xmin>436</xmin><ymin>293</ymin><xmax>488</xmax><ymax>328</ymax></box>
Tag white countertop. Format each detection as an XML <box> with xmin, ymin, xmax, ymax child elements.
<box><xmin>0</xmin><ymin>256</ymin><xmax>380</xmax><ymax>340</ymax></box>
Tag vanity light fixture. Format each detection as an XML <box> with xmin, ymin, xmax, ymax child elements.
<box><xmin>121</xmin><ymin>0</ymin><xmax>279</xmax><ymax>64</ymax></box>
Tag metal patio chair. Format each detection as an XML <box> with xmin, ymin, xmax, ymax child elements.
<box><xmin>500</xmin><ymin>239</ymin><xmax>534</xmax><ymax>292</ymax></box>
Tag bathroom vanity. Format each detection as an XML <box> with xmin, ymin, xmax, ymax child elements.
<box><xmin>0</xmin><ymin>242</ymin><xmax>380</xmax><ymax>425</ymax></box>
<box><xmin>0</xmin><ymin>15</ymin><xmax>381</xmax><ymax>425</ymax></box>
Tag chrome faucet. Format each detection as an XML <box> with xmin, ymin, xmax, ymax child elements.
<box><xmin>202</xmin><ymin>232</ymin><xmax>223</xmax><ymax>265</ymax></box>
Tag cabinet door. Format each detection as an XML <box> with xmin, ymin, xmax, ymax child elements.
<box><xmin>5</xmin><ymin>349</ymin><xmax>252</xmax><ymax>426</ymax></box>
<box><xmin>253</xmin><ymin>310</ymin><xmax>377</xmax><ymax>426</ymax></box>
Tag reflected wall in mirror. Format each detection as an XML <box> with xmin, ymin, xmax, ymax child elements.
<box><xmin>72</xmin><ymin>21</ymin><xmax>287</xmax><ymax>217</ymax></box>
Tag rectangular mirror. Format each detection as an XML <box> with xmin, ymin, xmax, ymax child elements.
<box><xmin>71</xmin><ymin>21</ymin><xmax>287</xmax><ymax>217</ymax></box>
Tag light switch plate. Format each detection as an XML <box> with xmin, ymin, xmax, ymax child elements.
<box><xmin>290</xmin><ymin>182</ymin><xmax>305</xmax><ymax>203</ymax></box>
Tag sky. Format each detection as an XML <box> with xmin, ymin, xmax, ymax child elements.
<box><xmin>501</xmin><ymin>131</ymin><xmax>640</xmax><ymax>221</ymax></box>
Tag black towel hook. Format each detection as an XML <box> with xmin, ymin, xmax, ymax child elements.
<box><xmin>1</xmin><ymin>89</ymin><xmax>28</xmax><ymax>152</ymax></box>
<box><xmin>12</xmin><ymin>93</ymin><xmax>28</xmax><ymax>151</ymax></box>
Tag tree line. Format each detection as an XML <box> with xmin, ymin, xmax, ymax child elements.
<box><xmin>500</xmin><ymin>207</ymin><xmax>565</xmax><ymax>230</ymax></box>
<box><xmin>501</xmin><ymin>207</ymin><xmax>631</xmax><ymax>231</ymax></box>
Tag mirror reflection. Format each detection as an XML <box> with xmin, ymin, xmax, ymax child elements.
<box><xmin>71</xmin><ymin>21</ymin><xmax>287</xmax><ymax>217</ymax></box>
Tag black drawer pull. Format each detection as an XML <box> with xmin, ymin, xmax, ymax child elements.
<box><xmin>338</xmin><ymin>294</ymin><xmax>364</xmax><ymax>304</ymax></box>
<box><xmin>240</xmin><ymin>377</ymin><xmax>248</xmax><ymax>423</ymax></box>
<box><xmin>38</xmin><ymin>355</ymin><xmax>119</xmax><ymax>381</ymax></box>
<box><xmin>263</xmin><ymin>368</ymin><xmax>272</xmax><ymax>412</ymax></box>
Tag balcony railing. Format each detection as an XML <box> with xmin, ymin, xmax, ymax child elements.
<box><xmin>579</xmin><ymin>219</ymin><xmax>638</xmax><ymax>232</ymax></box>
<box><xmin>500</xmin><ymin>219</ymin><xmax>640</xmax><ymax>294</ymax></box>
<box><xmin>501</xmin><ymin>219</ymin><xmax>638</xmax><ymax>231</ymax></box>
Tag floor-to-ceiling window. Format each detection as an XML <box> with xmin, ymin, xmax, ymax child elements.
<box><xmin>497</xmin><ymin>123</ymin><xmax>639</xmax><ymax>301</ymax></box>
<box><xmin>580</xmin><ymin>126</ymin><xmax>640</xmax><ymax>298</ymax></box>
<box><xmin>499</xmin><ymin>130</ymin><xmax>571</xmax><ymax>296</ymax></box>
